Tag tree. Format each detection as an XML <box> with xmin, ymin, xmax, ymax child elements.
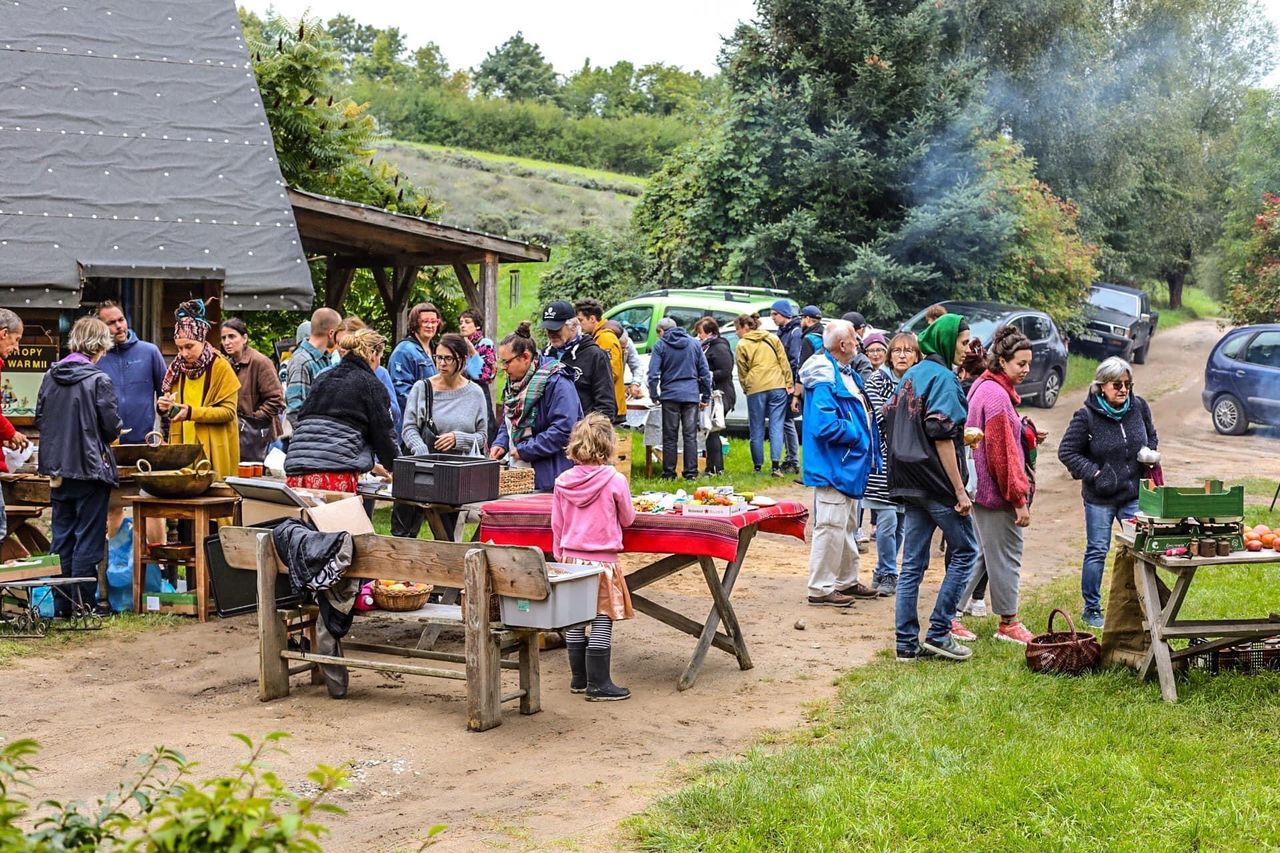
<box><xmin>473</xmin><ymin>32</ymin><xmax>559</xmax><ymax>102</ymax></box>
<box><xmin>1220</xmin><ymin>89</ymin><xmax>1280</xmax><ymax>295</ymax></box>
<box><xmin>353</xmin><ymin>26</ymin><xmax>410</xmax><ymax>84</ymax></box>
<box><xmin>326</xmin><ymin>13</ymin><xmax>379</xmax><ymax>70</ymax></box>
<box><xmin>1227</xmin><ymin>192</ymin><xmax>1280</xmax><ymax>323</ymax></box>
<box><xmin>538</xmin><ymin>229</ymin><xmax>652</xmax><ymax>307</ymax></box>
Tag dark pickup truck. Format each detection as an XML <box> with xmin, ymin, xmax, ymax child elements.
<box><xmin>1069</xmin><ymin>283</ymin><xmax>1159</xmax><ymax>364</ymax></box>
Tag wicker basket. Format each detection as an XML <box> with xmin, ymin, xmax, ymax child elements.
<box><xmin>1026</xmin><ymin>608</ymin><xmax>1101</xmax><ymax>676</ymax></box>
<box><xmin>499</xmin><ymin>466</ymin><xmax>536</xmax><ymax>496</ymax></box>
<box><xmin>372</xmin><ymin>583</ymin><xmax>432</xmax><ymax>612</ymax></box>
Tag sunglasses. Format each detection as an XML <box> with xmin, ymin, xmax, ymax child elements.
<box><xmin>1107</xmin><ymin>380</ymin><xmax>1133</xmax><ymax>390</ymax></box>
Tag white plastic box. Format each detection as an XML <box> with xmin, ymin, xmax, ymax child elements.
<box><xmin>499</xmin><ymin>563</ymin><xmax>605</xmax><ymax>629</ymax></box>
<box><xmin>683</xmin><ymin>502</ymin><xmax>749</xmax><ymax>516</ymax></box>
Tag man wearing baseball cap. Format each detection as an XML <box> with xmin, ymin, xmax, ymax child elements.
<box><xmin>540</xmin><ymin>300</ymin><xmax>617</xmax><ymax>421</ymax></box>
<box><xmin>769</xmin><ymin>299</ymin><xmax>803</xmax><ymax>474</ymax></box>
<box><xmin>797</xmin><ymin>305</ymin><xmax>824</xmax><ymax>365</ymax></box>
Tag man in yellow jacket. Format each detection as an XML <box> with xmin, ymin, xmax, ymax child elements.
<box><xmin>575</xmin><ymin>298</ymin><xmax>626</xmax><ymax>423</ymax></box>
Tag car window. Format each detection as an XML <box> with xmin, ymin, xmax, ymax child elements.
<box><xmin>1221</xmin><ymin>333</ymin><xmax>1248</xmax><ymax>361</ymax></box>
<box><xmin>1024</xmin><ymin>316</ymin><xmax>1052</xmax><ymax>342</ymax></box>
<box><xmin>611</xmin><ymin>305</ymin><xmax>653</xmax><ymax>344</ymax></box>
<box><xmin>1088</xmin><ymin>287</ymin><xmax>1142</xmax><ymax>317</ymax></box>
<box><xmin>663</xmin><ymin>306</ymin><xmax>709</xmax><ymax>331</ymax></box>
<box><xmin>722</xmin><ymin>331</ymin><xmax>739</xmax><ymax>353</ymax></box>
<box><xmin>1244</xmin><ymin>331</ymin><xmax>1280</xmax><ymax>369</ymax></box>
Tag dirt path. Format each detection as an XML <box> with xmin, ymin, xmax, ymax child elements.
<box><xmin>3</xmin><ymin>320</ymin><xmax>1276</xmax><ymax>852</ymax></box>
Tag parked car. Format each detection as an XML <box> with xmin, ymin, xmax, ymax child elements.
<box><xmin>604</xmin><ymin>286</ymin><xmax>792</xmax><ymax>354</ymax></box>
<box><xmin>1070</xmin><ymin>283</ymin><xmax>1159</xmax><ymax>365</ymax></box>
<box><xmin>898</xmin><ymin>300</ymin><xmax>1069</xmax><ymax>408</ymax></box>
<box><xmin>1202</xmin><ymin>324</ymin><xmax>1280</xmax><ymax>435</ymax></box>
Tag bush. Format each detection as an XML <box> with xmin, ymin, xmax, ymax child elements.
<box><xmin>1228</xmin><ymin>192</ymin><xmax>1280</xmax><ymax>325</ymax></box>
<box><xmin>537</xmin><ymin>229</ymin><xmax>653</xmax><ymax>308</ymax></box>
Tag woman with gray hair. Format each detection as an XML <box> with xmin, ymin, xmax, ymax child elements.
<box><xmin>1057</xmin><ymin>356</ymin><xmax>1159</xmax><ymax>629</ymax></box>
<box><xmin>36</xmin><ymin>316</ymin><xmax>123</xmax><ymax>616</ymax></box>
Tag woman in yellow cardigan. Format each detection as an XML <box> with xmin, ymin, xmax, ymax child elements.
<box><xmin>156</xmin><ymin>300</ymin><xmax>240</xmax><ymax>479</ymax></box>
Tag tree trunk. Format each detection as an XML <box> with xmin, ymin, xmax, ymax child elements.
<box><xmin>1165</xmin><ymin>269</ymin><xmax>1185</xmax><ymax>311</ymax></box>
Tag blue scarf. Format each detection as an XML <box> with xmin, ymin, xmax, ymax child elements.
<box><xmin>1095</xmin><ymin>393</ymin><xmax>1132</xmax><ymax>420</ymax></box>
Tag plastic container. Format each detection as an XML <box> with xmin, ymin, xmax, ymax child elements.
<box><xmin>392</xmin><ymin>454</ymin><xmax>500</xmax><ymax>505</ymax></box>
<box><xmin>684</xmin><ymin>502</ymin><xmax>750</xmax><ymax>516</ymax></box>
<box><xmin>1139</xmin><ymin>479</ymin><xmax>1244</xmax><ymax>519</ymax></box>
<box><xmin>499</xmin><ymin>563</ymin><xmax>604</xmax><ymax>629</ymax></box>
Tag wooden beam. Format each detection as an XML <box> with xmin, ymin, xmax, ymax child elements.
<box><xmin>391</xmin><ymin>266</ymin><xmax>420</xmax><ymax>342</ymax></box>
<box><xmin>480</xmin><ymin>252</ymin><xmax>500</xmax><ymax>341</ymax></box>
<box><xmin>324</xmin><ymin>262</ymin><xmax>357</xmax><ymax>312</ymax></box>
<box><xmin>453</xmin><ymin>262</ymin><xmax>482</xmax><ymax>316</ymax></box>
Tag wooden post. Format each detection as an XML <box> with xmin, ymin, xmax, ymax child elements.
<box><xmin>480</xmin><ymin>252</ymin><xmax>500</xmax><ymax>341</ymax></box>
<box><xmin>324</xmin><ymin>261</ymin><xmax>356</xmax><ymax>312</ymax></box>
<box><xmin>256</xmin><ymin>533</ymin><xmax>291</xmax><ymax>701</ymax></box>
<box><xmin>463</xmin><ymin>548</ymin><xmax>501</xmax><ymax>731</ymax></box>
<box><xmin>453</xmin><ymin>262</ymin><xmax>482</xmax><ymax>316</ymax></box>
<box><xmin>518</xmin><ymin>631</ymin><xmax>541</xmax><ymax>716</ymax></box>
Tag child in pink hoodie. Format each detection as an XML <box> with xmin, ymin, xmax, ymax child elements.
<box><xmin>552</xmin><ymin>413</ymin><xmax>637</xmax><ymax>701</ymax></box>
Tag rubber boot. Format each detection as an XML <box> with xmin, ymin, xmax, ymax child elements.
<box><xmin>566</xmin><ymin>640</ymin><xmax>587</xmax><ymax>694</ymax></box>
<box><xmin>585</xmin><ymin>647</ymin><xmax>630</xmax><ymax>701</ymax></box>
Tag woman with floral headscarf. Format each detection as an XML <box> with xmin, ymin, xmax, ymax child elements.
<box><xmin>157</xmin><ymin>299</ymin><xmax>240</xmax><ymax>479</ymax></box>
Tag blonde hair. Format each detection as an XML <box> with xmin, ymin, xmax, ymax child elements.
<box><xmin>337</xmin><ymin>327</ymin><xmax>386</xmax><ymax>364</ymax></box>
<box><xmin>68</xmin><ymin>316</ymin><xmax>112</xmax><ymax>357</ymax></box>
<box><xmin>566</xmin><ymin>413</ymin><xmax>616</xmax><ymax>465</ymax></box>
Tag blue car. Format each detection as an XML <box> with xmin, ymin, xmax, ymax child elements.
<box><xmin>1202</xmin><ymin>324</ymin><xmax>1280</xmax><ymax>434</ymax></box>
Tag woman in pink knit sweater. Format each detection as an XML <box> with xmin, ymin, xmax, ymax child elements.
<box><xmin>551</xmin><ymin>413</ymin><xmax>637</xmax><ymax>701</ymax></box>
<box><xmin>955</xmin><ymin>326</ymin><xmax>1044</xmax><ymax>645</ymax></box>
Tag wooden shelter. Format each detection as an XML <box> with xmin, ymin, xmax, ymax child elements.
<box><xmin>290</xmin><ymin>189</ymin><xmax>551</xmax><ymax>341</ymax></box>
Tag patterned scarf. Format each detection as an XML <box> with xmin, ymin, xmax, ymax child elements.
<box><xmin>503</xmin><ymin>358</ymin><xmax>565</xmax><ymax>442</ymax></box>
<box><xmin>161</xmin><ymin>299</ymin><xmax>217</xmax><ymax>393</ymax></box>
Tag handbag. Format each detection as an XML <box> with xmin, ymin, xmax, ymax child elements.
<box><xmin>239</xmin><ymin>414</ymin><xmax>274</xmax><ymax>462</ymax></box>
<box><xmin>700</xmin><ymin>390</ymin><xmax>726</xmax><ymax>432</ymax></box>
<box><xmin>1025</xmin><ymin>608</ymin><xmax>1102</xmax><ymax>675</ymax></box>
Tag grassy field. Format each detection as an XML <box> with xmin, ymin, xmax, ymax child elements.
<box><xmin>379</xmin><ymin>141</ymin><xmax>639</xmax><ymax>246</ymax></box>
<box><xmin>629</xmin><ymin>486</ymin><xmax>1280</xmax><ymax>852</ymax></box>
<box><xmin>1148</xmin><ymin>284</ymin><xmax>1223</xmax><ymax>330</ymax></box>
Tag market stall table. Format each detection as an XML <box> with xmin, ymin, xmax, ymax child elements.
<box><xmin>1106</xmin><ymin>530</ymin><xmax>1280</xmax><ymax>702</ymax></box>
<box><xmin>130</xmin><ymin>488</ymin><xmax>241</xmax><ymax>622</ymax></box>
<box><xmin>478</xmin><ymin>494</ymin><xmax>808</xmax><ymax>689</ymax></box>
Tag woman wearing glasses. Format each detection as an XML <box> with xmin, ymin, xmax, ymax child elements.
<box><xmin>402</xmin><ymin>333</ymin><xmax>489</xmax><ymax>459</ymax></box>
<box><xmin>863</xmin><ymin>333</ymin><xmax>919</xmax><ymax>596</ymax></box>
<box><xmin>1058</xmin><ymin>357</ymin><xmax>1160</xmax><ymax>629</ymax></box>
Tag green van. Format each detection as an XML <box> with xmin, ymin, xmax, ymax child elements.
<box><xmin>603</xmin><ymin>286</ymin><xmax>795</xmax><ymax>354</ymax></box>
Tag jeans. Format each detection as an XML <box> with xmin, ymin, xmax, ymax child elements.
<box><xmin>895</xmin><ymin>499</ymin><xmax>978</xmax><ymax>652</ymax></box>
<box><xmin>782</xmin><ymin>408</ymin><xmax>799</xmax><ymax>466</ymax></box>
<box><xmin>746</xmin><ymin>388</ymin><xmax>788</xmax><ymax>469</ymax></box>
<box><xmin>661</xmin><ymin>400</ymin><xmax>699</xmax><ymax>479</ymax></box>
<box><xmin>1081</xmin><ymin>499</ymin><xmax>1139</xmax><ymax>614</ymax></box>
<box><xmin>870</xmin><ymin>503</ymin><xmax>904</xmax><ymax>584</ymax></box>
<box><xmin>50</xmin><ymin>478</ymin><xmax>111</xmax><ymax>615</ymax></box>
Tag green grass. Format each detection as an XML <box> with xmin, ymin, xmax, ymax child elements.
<box><xmin>1062</xmin><ymin>352</ymin><xmax>1100</xmax><ymax>396</ymax></box>
<box><xmin>1147</xmin><ymin>284</ymin><xmax>1223</xmax><ymax>330</ymax></box>
<box><xmin>0</xmin><ymin>612</ymin><xmax>181</xmax><ymax>663</ymax></box>
<box><xmin>388</xmin><ymin>141</ymin><xmax>648</xmax><ymax>190</ymax></box>
<box><xmin>626</xmin><ymin>431</ymin><xmax>801</xmax><ymax>496</ymax></box>
<box><xmin>628</xmin><ymin>484</ymin><xmax>1280</xmax><ymax>852</ymax></box>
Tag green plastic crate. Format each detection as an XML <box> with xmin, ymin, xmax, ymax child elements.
<box><xmin>1139</xmin><ymin>480</ymin><xmax>1244</xmax><ymax>519</ymax></box>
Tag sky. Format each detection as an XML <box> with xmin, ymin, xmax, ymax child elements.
<box><xmin>245</xmin><ymin>0</ymin><xmax>1280</xmax><ymax>82</ymax></box>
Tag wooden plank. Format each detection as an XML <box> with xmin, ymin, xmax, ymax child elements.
<box><xmin>501</xmin><ymin>690</ymin><xmax>527</xmax><ymax>703</ymax></box>
<box><xmin>452</xmin><ymin>262</ymin><xmax>482</xmax><ymax>316</ymax></box>
<box><xmin>697</xmin><ymin>554</ymin><xmax>753</xmax><ymax>672</ymax></box>
<box><xmin>629</xmin><ymin>592</ymin><xmax>736</xmax><ymax>654</ymax></box>
<box><xmin>623</xmin><ymin>553</ymin><xmax>698</xmax><ymax>591</ymax></box>
<box><xmin>281</xmin><ymin>650</ymin><xmax>466</xmax><ymax>681</ymax></box>
<box><xmin>679</xmin><ymin>529</ymin><xmax>756</xmax><ymax>691</ymax></box>
<box><xmin>1160</xmin><ymin>622</ymin><xmax>1280</xmax><ymax>639</ymax></box>
<box><xmin>464</xmin><ymin>549</ymin><xmax>502</xmax><ymax>732</ymax></box>
<box><xmin>256</xmin><ymin>533</ymin><xmax>291</xmax><ymax>701</ymax></box>
<box><xmin>1148</xmin><ymin>550</ymin><xmax>1280</xmax><ymax>569</ymax></box>
<box><xmin>343</xmin><ymin>640</ymin><xmax>519</xmax><ymax>670</ymax></box>
<box><xmin>1134</xmin><ymin>557</ymin><xmax>1179</xmax><ymax>702</ymax></box>
<box><xmin>480</xmin><ymin>252</ymin><xmax>500</xmax><ymax>342</ymax></box>
<box><xmin>323</xmin><ymin>262</ymin><xmax>357</xmax><ymax>311</ymax></box>
<box><xmin>219</xmin><ymin>528</ymin><xmax>550</xmax><ymax>600</ymax></box>
<box><xmin>518</xmin><ymin>632</ymin><xmax>541</xmax><ymax>716</ymax></box>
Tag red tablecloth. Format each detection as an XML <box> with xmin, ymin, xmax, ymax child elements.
<box><xmin>477</xmin><ymin>494</ymin><xmax>808</xmax><ymax>563</ymax></box>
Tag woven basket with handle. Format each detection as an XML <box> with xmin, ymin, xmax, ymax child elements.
<box><xmin>499</xmin><ymin>466</ymin><xmax>535</xmax><ymax>496</ymax></box>
<box><xmin>1026</xmin><ymin>608</ymin><xmax>1101</xmax><ymax>675</ymax></box>
<box><xmin>372</xmin><ymin>583</ymin><xmax>432</xmax><ymax>612</ymax></box>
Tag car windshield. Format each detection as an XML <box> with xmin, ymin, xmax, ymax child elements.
<box><xmin>1089</xmin><ymin>287</ymin><xmax>1141</xmax><ymax>316</ymax></box>
<box><xmin>903</xmin><ymin>305</ymin><xmax>1002</xmax><ymax>345</ymax></box>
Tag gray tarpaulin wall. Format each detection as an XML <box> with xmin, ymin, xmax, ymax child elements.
<box><xmin>0</xmin><ymin>0</ymin><xmax>313</xmax><ymax>310</ymax></box>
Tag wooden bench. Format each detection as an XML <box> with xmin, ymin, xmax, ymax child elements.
<box><xmin>218</xmin><ymin>527</ymin><xmax>553</xmax><ymax>731</ymax></box>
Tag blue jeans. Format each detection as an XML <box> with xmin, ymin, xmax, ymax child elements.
<box><xmin>1081</xmin><ymin>499</ymin><xmax>1139</xmax><ymax>614</ymax></box>
<box><xmin>871</xmin><ymin>504</ymin><xmax>904</xmax><ymax>583</ymax></box>
<box><xmin>746</xmin><ymin>389</ymin><xmax>787</xmax><ymax>469</ymax></box>
<box><xmin>895</xmin><ymin>499</ymin><xmax>977</xmax><ymax>652</ymax></box>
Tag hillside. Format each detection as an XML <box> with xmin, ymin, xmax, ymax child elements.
<box><xmin>378</xmin><ymin>141</ymin><xmax>642</xmax><ymax>246</ymax></box>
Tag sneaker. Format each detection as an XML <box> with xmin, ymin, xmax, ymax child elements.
<box><xmin>875</xmin><ymin>578</ymin><xmax>896</xmax><ymax>597</ymax></box>
<box><xmin>771</xmin><ymin>465</ymin><xmax>785</xmax><ymax>478</ymax></box>
<box><xmin>1081</xmin><ymin>610</ymin><xmax>1104</xmax><ymax>630</ymax></box>
<box><xmin>855</xmin><ymin>528</ymin><xmax>870</xmax><ymax>544</ymax></box>
<box><xmin>753</xmin><ymin>466</ymin><xmax>763</xmax><ymax>473</ymax></box>
<box><xmin>994</xmin><ymin>621</ymin><xmax>1036</xmax><ymax>646</ymax></box>
<box><xmin>964</xmin><ymin>598</ymin><xmax>988</xmax><ymax>617</ymax></box>
<box><xmin>781</xmin><ymin>460</ymin><xmax>800</xmax><ymax>474</ymax></box>
<box><xmin>949</xmin><ymin>619</ymin><xmax>978</xmax><ymax>642</ymax></box>
<box><xmin>921</xmin><ymin>635</ymin><xmax>973</xmax><ymax>661</ymax></box>
<box><xmin>895</xmin><ymin>647</ymin><xmax>919</xmax><ymax>662</ymax></box>
<box><xmin>807</xmin><ymin>591</ymin><xmax>856</xmax><ymax>607</ymax></box>
<box><xmin>837</xmin><ymin>582</ymin><xmax>880</xmax><ymax>599</ymax></box>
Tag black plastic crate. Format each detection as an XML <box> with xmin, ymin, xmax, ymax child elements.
<box><xmin>392</xmin><ymin>454</ymin><xmax>500</xmax><ymax>505</ymax></box>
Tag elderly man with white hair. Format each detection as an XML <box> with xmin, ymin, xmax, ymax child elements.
<box><xmin>799</xmin><ymin>319</ymin><xmax>881</xmax><ymax>606</ymax></box>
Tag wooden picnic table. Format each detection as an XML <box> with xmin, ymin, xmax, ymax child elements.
<box><xmin>1106</xmin><ymin>532</ymin><xmax>1280</xmax><ymax>702</ymax></box>
<box><xmin>477</xmin><ymin>494</ymin><xmax>809</xmax><ymax>690</ymax></box>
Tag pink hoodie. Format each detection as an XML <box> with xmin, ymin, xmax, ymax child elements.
<box><xmin>551</xmin><ymin>464</ymin><xmax>637</xmax><ymax>562</ymax></box>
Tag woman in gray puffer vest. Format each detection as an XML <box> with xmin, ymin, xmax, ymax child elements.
<box><xmin>285</xmin><ymin>328</ymin><xmax>398</xmax><ymax>494</ymax></box>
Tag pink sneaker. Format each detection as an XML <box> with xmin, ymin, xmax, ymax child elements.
<box><xmin>995</xmin><ymin>621</ymin><xmax>1036</xmax><ymax>646</ymax></box>
<box><xmin>949</xmin><ymin>619</ymin><xmax>977</xmax><ymax>642</ymax></box>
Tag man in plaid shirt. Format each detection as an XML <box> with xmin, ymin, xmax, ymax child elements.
<box><xmin>284</xmin><ymin>307</ymin><xmax>341</xmax><ymax>429</ymax></box>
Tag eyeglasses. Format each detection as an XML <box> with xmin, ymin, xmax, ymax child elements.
<box><xmin>1107</xmin><ymin>380</ymin><xmax>1133</xmax><ymax>390</ymax></box>
<box><xmin>890</xmin><ymin>347</ymin><xmax>915</xmax><ymax>356</ymax></box>
<box><xmin>433</xmin><ymin>354</ymin><xmax>458</xmax><ymax>364</ymax></box>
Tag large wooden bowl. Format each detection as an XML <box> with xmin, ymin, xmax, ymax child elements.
<box><xmin>134</xmin><ymin>459</ymin><xmax>215</xmax><ymax>499</ymax></box>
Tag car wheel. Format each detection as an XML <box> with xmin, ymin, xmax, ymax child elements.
<box><xmin>1036</xmin><ymin>368</ymin><xmax>1063</xmax><ymax>409</ymax></box>
<box><xmin>1132</xmin><ymin>341</ymin><xmax>1148</xmax><ymax>365</ymax></box>
<box><xmin>1212</xmin><ymin>394</ymin><xmax>1249</xmax><ymax>436</ymax></box>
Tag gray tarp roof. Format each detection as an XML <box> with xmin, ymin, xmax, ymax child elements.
<box><xmin>0</xmin><ymin>0</ymin><xmax>313</xmax><ymax>310</ymax></box>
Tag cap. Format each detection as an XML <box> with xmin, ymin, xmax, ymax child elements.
<box><xmin>800</xmin><ymin>305</ymin><xmax>822</xmax><ymax>320</ymax></box>
<box><xmin>657</xmin><ymin>317</ymin><xmax>678</xmax><ymax>333</ymax></box>
<box><xmin>861</xmin><ymin>331</ymin><xmax>887</xmax><ymax>350</ymax></box>
<box><xmin>842</xmin><ymin>311</ymin><xmax>867</xmax><ymax>329</ymax></box>
<box><xmin>770</xmin><ymin>299</ymin><xmax>795</xmax><ymax>319</ymax></box>
<box><xmin>540</xmin><ymin>300</ymin><xmax>575</xmax><ymax>330</ymax></box>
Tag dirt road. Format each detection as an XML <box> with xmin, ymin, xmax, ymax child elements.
<box><xmin>3</xmin><ymin>320</ymin><xmax>1275</xmax><ymax>851</ymax></box>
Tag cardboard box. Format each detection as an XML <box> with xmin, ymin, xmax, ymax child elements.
<box><xmin>0</xmin><ymin>554</ymin><xmax>62</xmax><ymax>582</ymax></box>
<box><xmin>226</xmin><ymin>477</ymin><xmax>356</xmax><ymax>526</ymax></box>
<box><xmin>303</xmin><ymin>496</ymin><xmax>374</xmax><ymax>535</ymax></box>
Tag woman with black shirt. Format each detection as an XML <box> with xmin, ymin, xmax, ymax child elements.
<box><xmin>695</xmin><ymin>317</ymin><xmax>736</xmax><ymax>475</ymax></box>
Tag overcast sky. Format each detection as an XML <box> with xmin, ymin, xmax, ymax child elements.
<box><xmin>245</xmin><ymin>0</ymin><xmax>1280</xmax><ymax>82</ymax></box>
